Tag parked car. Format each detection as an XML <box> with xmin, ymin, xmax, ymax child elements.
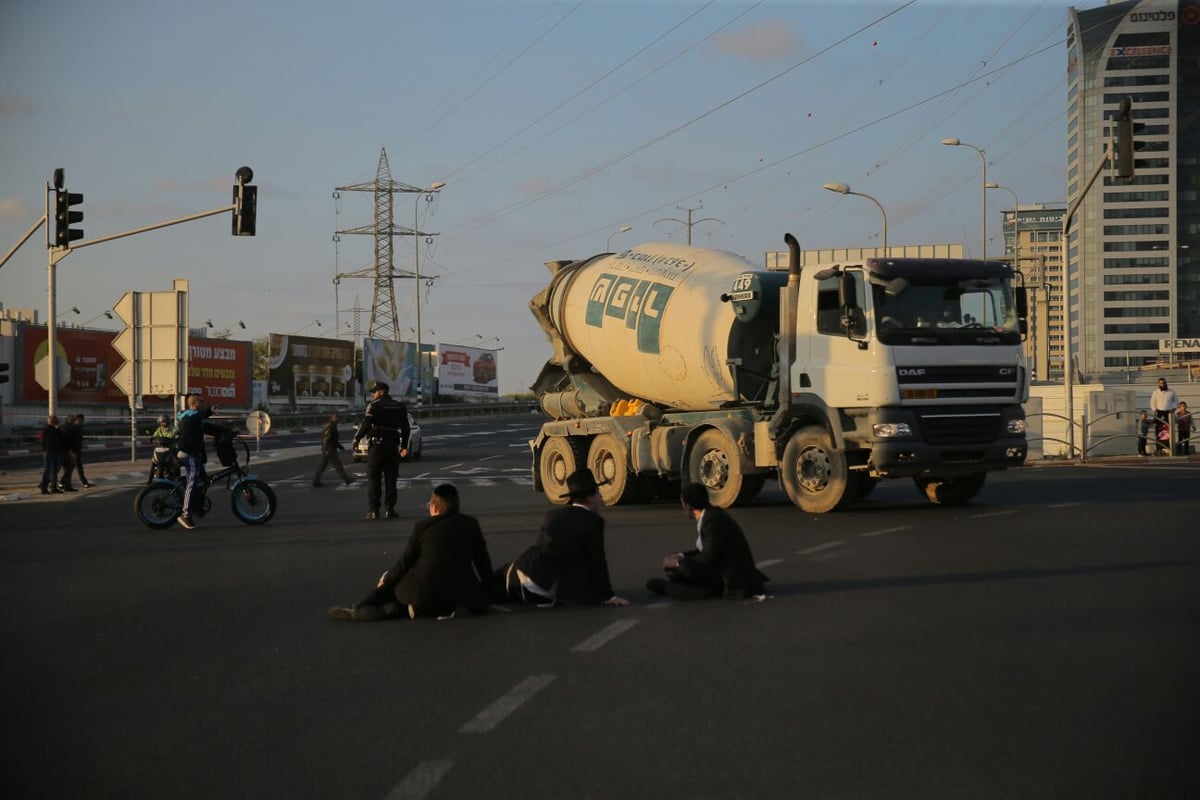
<box><xmin>352</xmin><ymin>413</ymin><xmax>423</xmax><ymax>462</ymax></box>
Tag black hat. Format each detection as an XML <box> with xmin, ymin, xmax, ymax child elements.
<box><xmin>680</xmin><ymin>482</ymin><xmax>711</xmax><ymax>510</ymax></box>
<box><xmin>559</xmin><ymin>468</ymin><xmax>606</xmax><ymax>499</ymax></box>
<box><xmin>369</xmin><ymin>381</ymin><xmax>389</xmax><ymax>394</ymax></box>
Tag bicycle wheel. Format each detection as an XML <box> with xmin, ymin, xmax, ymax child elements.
<box><xmin>231</xmin><ymin>479</ymin><xmax>276</xmax><ymax>525</ymax></box>
<box><xmin>134</xmin><ymin>481</ymin><xmax>184</xmax><ymax>529</ymax></box>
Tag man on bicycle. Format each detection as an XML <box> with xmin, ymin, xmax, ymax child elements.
<box><xmin>176</xmin><ymin>394</ymin><xmax>223</xmax><ymax>530</ymax></box>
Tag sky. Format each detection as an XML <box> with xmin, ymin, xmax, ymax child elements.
<box><xmin>1</xmin><ymin>0</ymin><xmax>1101</xmax><ymax>396</ymax></box>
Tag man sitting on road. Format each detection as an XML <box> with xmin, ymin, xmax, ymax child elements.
<box><xmin>328</xmin><ymin>483</ymin><xmax>495</xmax><ymax>621</ymax></box>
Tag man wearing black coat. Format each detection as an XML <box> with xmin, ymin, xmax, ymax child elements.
<box><xmin>497</xmin><ymin>468</ymin><xmax>630</xmax><ymax>607</ymax></box>
<box><xmin>329</xmin><ymin>484</ymin><xmax>495</xmax><ymax>621</ymax></box>
<box><xmin>647</xmin><ymin>482</ymin><xmax>768</xmax><ymax>600</ymax></box>
<box><xmin>351</xmin><ymin>381</ymin><xmax>411</xmax><ymax>520</ymax></box>
<box><xmin>312</xmin><ymin>411</ymin><xmax>354</xmax><ymax>487</ymax></box>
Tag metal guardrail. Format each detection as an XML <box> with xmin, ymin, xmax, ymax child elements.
<box><xmin>1026</xmin><ymin>408</ymin><xmax>1188</xmax><ymax>462</ymax></box>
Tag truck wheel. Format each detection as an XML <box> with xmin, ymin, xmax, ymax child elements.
<box><xmin>687</xmin><ymin>429</ymin><xmax>744</xmax><ymax>508</ymax></box>
<box><xmin>914</xmin><ymin>473</ymin><xmax>986</xmax><ymax>505</ymax></box>
<box><xmin>780</xmin><ymin>426</ymin><xmax>849</xmax><ymax>513</ymax></box>
<box><xmin>587</xmin><ymin>433</ymin><xmax>638</xmax><ymax>506</ymax></box>
<box><xmin>539</xmin><ymin>436</ymin><xmax>585</xmax><ymax>505</ymax></box>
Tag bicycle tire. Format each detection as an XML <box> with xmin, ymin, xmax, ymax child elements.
<box><xmin>134</xmin><ymin>481</ymin><xmax>184</xmax><ymax>529</ymax></box>
<box><xmin>231</xmin><ymin>479</ymin><xmax>276</xmax><ymax>525</ymax></box>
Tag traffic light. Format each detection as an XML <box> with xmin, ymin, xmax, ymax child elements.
<box><xmin>54</xmin><ymin>188</ymin><xmax>84</xmax><ymax>247</ymax></box>
<box><xmin>232</xmin><ymin>166</ymin><xmax>256</xmax><ymax>236</ymax></box>
<box><xmin>1114</xmin><ymin>96</ymin><xmax>1145</xmax><ymax>181</ymax></box>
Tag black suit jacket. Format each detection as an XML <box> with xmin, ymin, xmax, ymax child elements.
<box><xmin>676</xmin><ymin>506</ymin><xmax>767</xmax><ymax>599</ymax></box>
<box><xmin>383</xmin><ymin>511</ymin><xmax>493</xmax><ymax>615</ymax></box>
<box><xmin>514</xmin><ymin>505</ymin><xmax>615</xmax><ymax>605</ymax></box>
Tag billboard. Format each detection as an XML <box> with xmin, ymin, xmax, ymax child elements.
<box><xmin>19</xmin><ymin>326</ymin><xmax>253</xmax><ymax>407</ymax></box>
<box><xmin>437</xmin><ymin>343</ymin><xmax>499</xmax><ymax>400</ymax></box>
<box><xmin>362</xmin><ymin>338</ymin><xmax>418</xmax><ymax>398</ymax></box>
<box><xmin>267</xmin><ymin>334</ymin><xmax>356</xmax><ymax>405</ymax></box>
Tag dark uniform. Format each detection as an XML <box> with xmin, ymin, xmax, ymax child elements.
<box><xmin>352</xmin><ymin>382</ymin><xmax>411</xmax><ymax>519</ymax></box>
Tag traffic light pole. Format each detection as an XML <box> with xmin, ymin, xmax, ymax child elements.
<box><xmin>45</xmin><ymin>202</ymin><xmax>235</xmax><ymax>415</ymax></box>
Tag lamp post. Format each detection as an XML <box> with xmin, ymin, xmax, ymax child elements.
<box><xmin>81</xmin><ymin>310</ymin><xmax>114</xmax><ymax>327</ymax></box>
<box><xmin>985</xmin><ymin>182</ymin><xmax>1020</xmax><ymax>267</ymax></box>
<box><xmin>413</xmin><ymin>181</ymin><xmax>445</xmax><ymax>408</ymax></box>
<box><xmin>57</xmin><ymin>305</ymin><xmax>81</xmax><ymax>319</ymax></box>
<box><xmin>291</xmin><ymin>319</ymin><xmax>322</xmax><ymax>336</ymax></box>
<box><xmin>606</xmin><ymin>225</ymin><xmax>632</xmax><ymax>252</ymax></box>
<box><xmin>823</xmin><ymin>182</ymin><xmax>888</xmax><ymax>255</ymax></box>
<box><xmin>941</xmin><ymin>138</ymin><xmax>987</xmax><ymax>258</ymax></box>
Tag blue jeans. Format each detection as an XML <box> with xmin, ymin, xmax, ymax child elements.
<box><xmin>179</xmin><ymin>453</ymin><xmax>207</xmax><ymax>516</ymax></box>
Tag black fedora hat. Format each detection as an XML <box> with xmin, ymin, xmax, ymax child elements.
<box><xmin>369</xmin><ymin>381</ymin><xmax>389</xmax><ymax>394</ymax></box>
<box><xmin>559</xmin><ymin>467</ymin><xmax>608</xmax><ymax>499</ymax></box>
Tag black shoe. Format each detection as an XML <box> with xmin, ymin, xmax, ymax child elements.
<box><xmin>312</xmin><ymin>482</ymin><xmax>324</xmax><ymax>488</ymax></box>
<box><xmin>40</xmin><ymin>488</ymin><xmax>50</xmax><ymax>495</ymax></box>
<box><xmin>82</xmin><ymin>482</ymin><xmax>93</xmax><ymax>488</ymax></box>
<box><xmin>62</xmin><ymin>486</ymin><xmax>78</xmax><ymax>492</ymax></box>
<box><xmin>383</xmin><ymin>509</ymin><xmax>397</xmax><ymax>519</ymax></box>
<box><xmin>366</xmin><ymin>511</ymin><xmax>378</xmax><ymax>520</ymax></box>
<box><xmin>352</xmin><ymin>605</ymin><xmax>384</xmax><ymax>622</ymax></box>
<box><xmin>50</xmin><ymin>488</ymin><xmax>63</xmax><ymax>494</ymax></box>
<box><xmin>646</xmin><ymin>578</ymin><xmax>669</xmax><ymax>596</ymax></box>
<box><xmin>327</xmin><ymin>606</ymin><xmax>355</xmax><ymax>621</ymax></box>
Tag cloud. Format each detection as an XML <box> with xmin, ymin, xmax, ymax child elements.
<box><xmin>0</xmin><ymin>196</ymin><xmax>32</xmax><ymax>221</ymax></box>
<box><xmin>710</xmin><ymin>18</ymin><xmax>800</xmax><ymax>64</ymax></box>
<box><xmin>0</xmin><ymin>94</ymin><xmax>37</xmax><ymax>116</ymax></box>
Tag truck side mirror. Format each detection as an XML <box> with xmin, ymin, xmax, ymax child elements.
<box><xmin>1015</xmin><ymin>286</ymin><xmax>1028</xmax><ymax>318</ymax></box>
<box><xmin>838</xmin><ymin>273</ymin><xmax>859</xmax><ymax>310</ymax></box>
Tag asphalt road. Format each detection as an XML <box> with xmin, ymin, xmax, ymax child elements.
<box><xmin>3</xmin><ymin>415</ymin><xmax>1198</xmax><ymax>799</ymax></box>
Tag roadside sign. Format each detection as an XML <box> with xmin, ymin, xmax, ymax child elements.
<box><xmin>246</xmin><ymin>410</ymin><xmax>271</xmax><ymax>437</ymax></box>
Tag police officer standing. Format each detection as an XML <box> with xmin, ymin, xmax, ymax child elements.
<box><xmin>352</xmin><ymin>382</ymin><xmax>411</xmax><ymax>520</ymax></box>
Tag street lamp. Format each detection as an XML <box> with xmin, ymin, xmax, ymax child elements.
<box><xmin>985</xmin><ymin>182</ymin><xmax>1020</xmax><ymax>268</ymax></box>
<box><xmin>941</xmin><ymin>138</ymin><xmax>987</xmax><ymax>258</ymax></box>
<box><xmin>291</xmin><ymin>319</ymin><xmax>322</xmax><ymax>336</ymax></box>
<box><xmin>606</xmin><ymin>225</ymin><xmax>632</xmax><ymax>252</ymax></box>
<box><xmin>823</xmin><ymin>182</ymin><xmax>888</xmax><ymax>255</ymax></box>
<box><xmin>413</xmin><ymin>181</ymin><xmax>445</xmax><ymax>408</ymax></box>
<box><xmin>57</xmin><ymin>305</ymin><xmax>81</xmax><ymax>319</ymax></box>
<box><xmin>81</xmin><ymin>310</ymin><xmax>114</xmax><ymax>327</ymax></box>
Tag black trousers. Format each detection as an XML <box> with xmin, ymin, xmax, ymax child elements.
<box><xmin>366</xmin><ymin>443</ymin><xmax>400</xmax><ymax>512</ymax></box>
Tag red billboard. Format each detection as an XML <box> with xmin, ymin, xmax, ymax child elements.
<box><xmin>19</xmin><ymin>326</ymin><xmax>253</xmax><ymax>408</ymax></box>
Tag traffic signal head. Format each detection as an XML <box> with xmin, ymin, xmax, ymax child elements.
<box><xmin>232</xmin><ymin>166</ymin><xmax>256</xmax><ymax>236</ymax></box>
<box><xmin>54</xmin><ymin>189</ymin><xmax>84</xmax><ymax>247</ymax></box>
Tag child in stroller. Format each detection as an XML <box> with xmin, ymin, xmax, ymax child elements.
<box><xmin>148</xmin><ymin>416</ymin><xmax>180</xmax><ymax>483</ymax></box>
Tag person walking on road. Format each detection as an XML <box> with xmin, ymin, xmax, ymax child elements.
<box><xmin>328</xmin><ymin>483</ymin><xmax>495</xmax><ymax>621</ymax></box>
<box><xmin>56</xmin><ymin>414</ymin><xmax>79</xmax><ymax>492</ymax></box>
<box><xmin>313</xmin><ymin>411</ymin><xmax>354</xmax><ymax>487</ymax></box>
<box><xmin>496</xmin><ymin>468</ymin><xmax>631</xmax><ymax>607</ymax></box>
<box><xmin>351</xmin><ymin>382</ymin><xmax>410</xmax><ymax>520</ymax></box>
<box><xmin>646</xmin><ymin>482</ymin><xmax>769</xmax><ymax>601</ymax></box>
<box><xmin>38</xmin><ymin>415</ymin><xmax>63</xmax><ymax>495</ymax></box>
<box><xmin>59</xmin><ymin>414</ymin><xmax>92</xmax><ymax>489</ymax></box>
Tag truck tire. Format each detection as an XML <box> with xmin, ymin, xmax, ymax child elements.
<box><xmin>914</xmin><ymin>473</ymin><xmax>986</xmax><ymax>505</ymax></box>
<box><xmin>686</xmin><ymin>429</ymin><xmax>745</xmax><ymax>508</ymax></box>
<box><xmin>587</xmin><ymin>433</ymin><xmax>638</xmax><ymax>506</ymax></box>
<box><xmin>539</xmin><ymin>436</ymin><xmax>586</xmax><ymax>505</ymax></box>
<box><xmin>780</xmin><ymin>426</ymin><xmax>850</xmax><ymax>513</ymax></box>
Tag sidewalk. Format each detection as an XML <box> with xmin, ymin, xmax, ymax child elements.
<box><xmin>0</xmin><ymin>440</ymin><xmax>316</xmax><ymax>502</ymax></box>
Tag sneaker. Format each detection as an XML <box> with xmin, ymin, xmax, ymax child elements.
<box><xmin>177</xmin><ymin>514</ymin><xmax>196</xmax><ymax>530</ymax></box>
<box><xmin>383</xmin><ymin>509</ymin><xmax>397</xmax><ymax>519</ymax></box>
<box><xmin>82</xmin><ymin>482</ymin><xmax>93</xmax><ymax>488</ymax></box>
<box><xmin>40</xmin><ymin>487</ymin><xmax>50</xmax><ymax>495</ymax></box>
<box><xmin>327</xmin><ymin>606</ymin><xmax>355</xmax><ymax>621</ymax></box>
<box><xmin>62</xmin><ymin>486</ymin><xmax>78</xmax><ymax>492</ymax></box>
<box><xmin>366</xmin><ymin>511</ymin><xmax>378</xmax><ymax>520</ymax></box>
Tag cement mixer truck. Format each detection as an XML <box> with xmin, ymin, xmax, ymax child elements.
<box><xmin>528</xmin><ymin>236</ymin><xmax>1029</xmax><ymax>512</ymax></box>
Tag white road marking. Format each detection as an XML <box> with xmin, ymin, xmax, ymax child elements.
<box><xmin>459</xmin><ymin>674</ymin><xmax>556</xmax><ymax>733</ymax></box>
<box><xmin>796</xmin><ymin>541</ymin><xmax>845</xmax><ymax>555</ymax></box>
<box><xmin>969</xmin><ymin>510</ymin><xmax>1019</xmax><ymax>519</ymax></box>
<box><xmin>383</xmin><ymin>759</ymin><xmax>455</xmax><ymax>800</ymax></box>
<box><xmin>756</xmin><ymin>558</ymin><xmax>783</xmax><ymax>569</ymax></box>
<box><xmin>860</xmin><ymin>526</ymin><xmax>911</xmax><ymax>538</ymax></box>
<box><xmin>479</xmin><ymin>454</ymin><xmax>503</xmax><ymax>461</ymax></box>
<box><xmin>570</xmin><ymin>619</ymin><xmax>640</xmax><ymax>653</ymax></box>
<box><xmin>1047</xmin><ymin>502</ymin><xmax>1082</xmax><ymax>508</ymax></box>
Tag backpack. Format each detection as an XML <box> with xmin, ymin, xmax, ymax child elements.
<box><xmin>214</xmin><ymin>426</ymin><xmax>237</xmax><ymax>466</ymax></box>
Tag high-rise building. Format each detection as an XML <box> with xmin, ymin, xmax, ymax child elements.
<box><xmin>1066</xmin><ymin>0</ymin><xmax>1199</xmax><ymax>375</ymax></box>
<box><xmin>997</xmin><ymin>204</ymin><xmax>1067</xmax><ymax>380</ymax></box>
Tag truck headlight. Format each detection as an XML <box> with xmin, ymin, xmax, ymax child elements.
<box><xmin>1007</xmin><ymin>419</ymin><xmax>1026</xmax><ymax>434</ymax></box>
<box><xmin>873</xmin><ymin>422</ymin><xmax>912</xmax><ymax>438</ymax></box>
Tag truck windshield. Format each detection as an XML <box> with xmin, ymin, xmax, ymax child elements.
<box><xmin>872</xmin><ymin>277</ymin><xmax>1020</xmax><ymax>345</ymax></box>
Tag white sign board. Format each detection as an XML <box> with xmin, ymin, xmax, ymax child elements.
<box><xmin>1159</xmin><ymin>338</ymin><xmax>1200</xmax><ymax>354</ymax></box>
<box><xmin>111</xmin><ymin>279</ymin><xmax>190</xmax><ymax>397</ymax></box>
